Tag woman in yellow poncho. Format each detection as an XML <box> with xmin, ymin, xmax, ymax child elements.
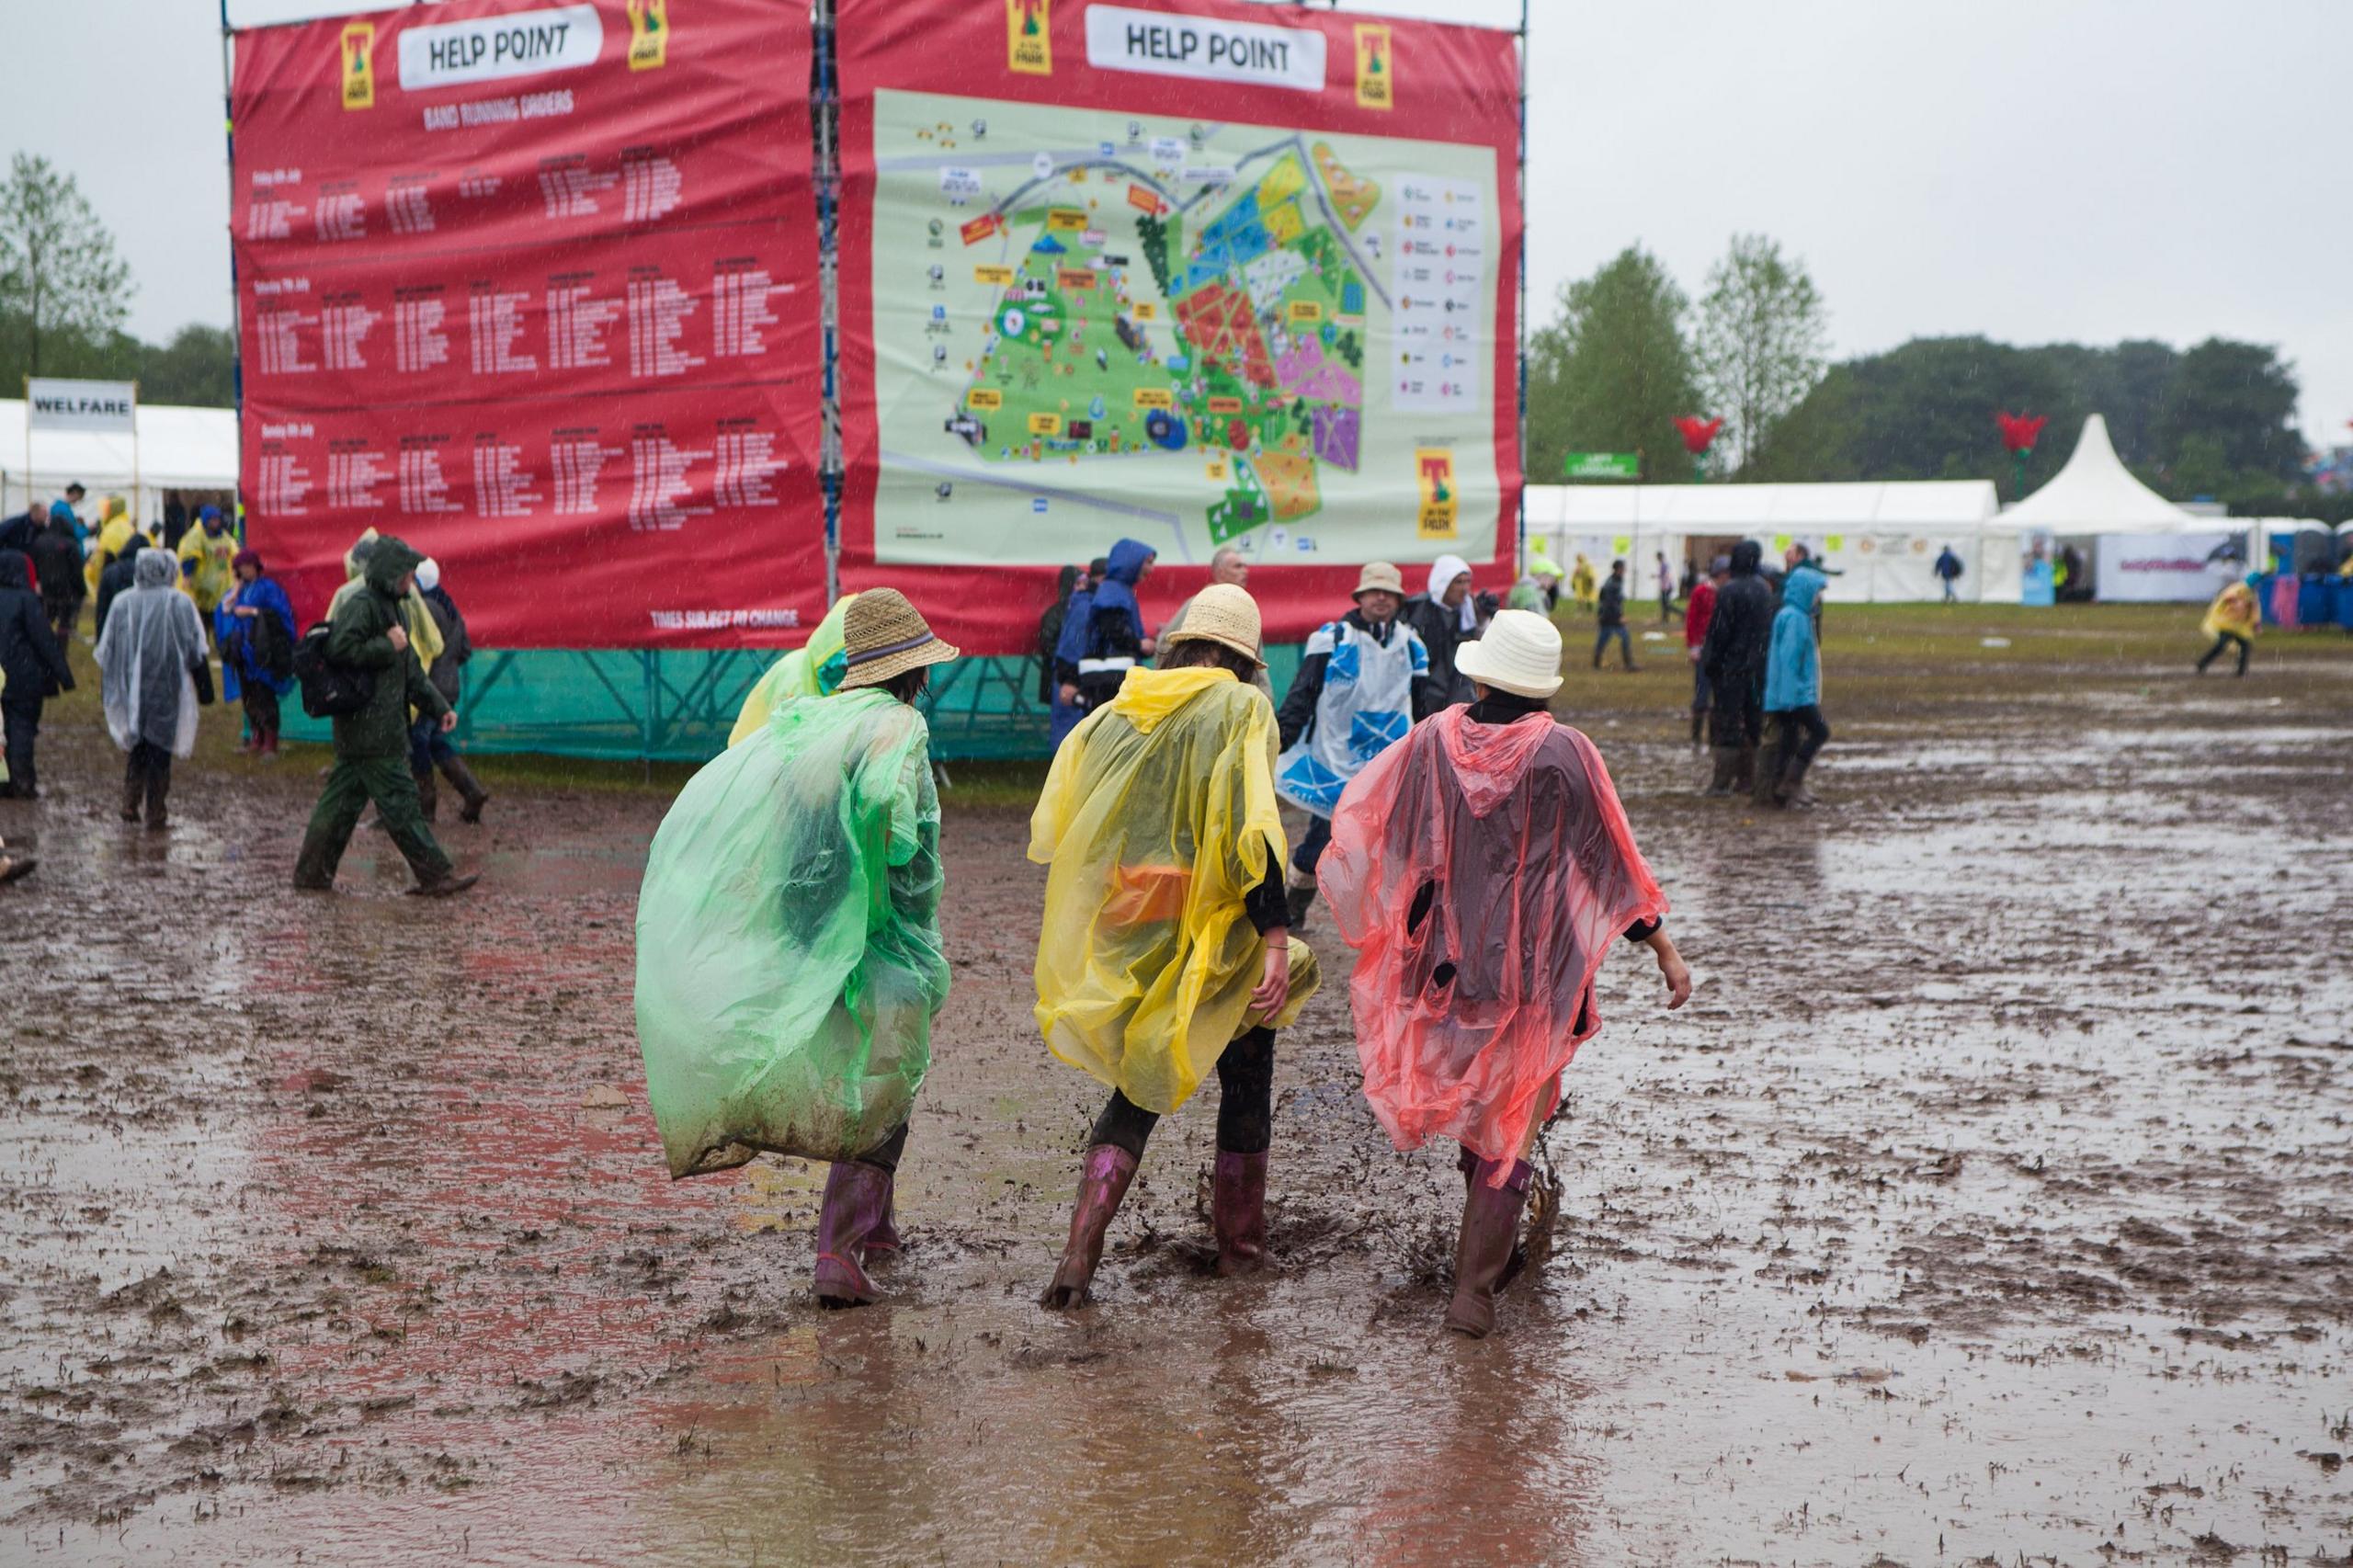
<box><xmin>1568</xmin><ymin>551</ymin><xmax>1597</xmax><ymax>612</ymax></box>
<box><xmin>1030</xmin><ymin>584</ymin><xmax>1321</xmax><ymax>1308</ymax></box>
<box><xmin>85</xmin><ymin>497</ymin><xmax>139</xmax><ymax>598</ymax></box>
<box><xmin>176</xmin><ymin>505</ymin><xmax>239</xmax><ymax>618</ymax></box>
<box><xmin>727</xmin><ymin>592</ymin><xmax>858</xmax><ymax>745</ymax></box>
<box><xmin>2195</xmin><ymin>580</ymin><xmax>2260</xmax><ymax>677</ymax></box>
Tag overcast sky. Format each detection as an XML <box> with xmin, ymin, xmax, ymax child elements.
<box><xmin>12</xmin><ymin>0</ymin><xmax>2347</xmax><ymax>446</ymax></box>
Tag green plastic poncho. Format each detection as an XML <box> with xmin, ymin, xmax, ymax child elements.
<box><xmin>1029</xmin><ymin>666</ymin><xmax>1320</xmax><ymax>1116</ymax></box>
<box><xmin>636</xmin><ymin>687</ymin><xmax>949</xmax><ymax>1178</ymax></box>
<box><xmin>728</xmin><ymin>592</ymin><xmax>858</xmax><ymax>746</ymax></box>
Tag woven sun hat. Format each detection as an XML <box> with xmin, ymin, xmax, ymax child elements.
<box><xmin>835</xmin><ymin>588</ymin><xmax>960</xmax><ymax>690</ymax></box>
<box><xmin>1353</xmin><ymin>561</ymin><xmax>1405</xmax><ymax>598</ymax></box>
<box><xmin>1163</xmin><ymin>582</ymin><xmax>1265</xmax><ymax>667</ymax></box>
<box><xmin>1455</xmin><ymin>608</ymin><xmax>1563</xmax><ymax>699</ymax></box>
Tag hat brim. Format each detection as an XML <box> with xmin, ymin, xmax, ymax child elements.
<box><xmin>1454</xmin><ymin>639</ymin><xmax>1563</xmax><ymax>700</ymax></box>
<box><xmin>835</xmin><ymin>635</ymin><xmax>960</xmax><ymax>690</ymax></box>
<box><xmin>1352</xmin><ymin>583</ymin><xmax>1404</xmax><ymax>599</ymax></box>
<box><xmin>1163</xmin><ymin>628</ymin><xmax>1266</xmax><ymax>668</ymax></box>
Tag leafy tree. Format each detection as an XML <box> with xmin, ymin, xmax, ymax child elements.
<box><xmin>1692</xmin><ymin>233</ymin><xmax>1826</xmax><ymax>473</ymax></box>
<box><xmin>1525</xmin><ymin>244</ymin><xmax>1700</xmax><ymax>483</ymax></box>
<box><xmin>0</xmin><ymin>153</ymin><xmax>133</xmax><ymax>375</ymax></box>
<box><xmin>2154</xmin><ymin>337</ymin><xmax>2303</xmax><ymax>487</ymax></box>
<box><xmin>139</xmin><ymin>324</ymin><xmax>235</xmax><ymax>407</ymax></box>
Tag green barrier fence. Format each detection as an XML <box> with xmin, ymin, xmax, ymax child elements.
<box><xmin>279</xmin><ymin>643</ymin><xmax>1307</xmax><ymax>766</ymax></box>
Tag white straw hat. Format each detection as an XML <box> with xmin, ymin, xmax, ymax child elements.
<box><xmin>1162</xmin><ymin>583</ymin><xmax>1265</xmax><ymax>667</ymax></box>
<box><xmin>1454</xmin><ymin>609</ymin><xmax>1563</xmax><ymax>699</ymax></box>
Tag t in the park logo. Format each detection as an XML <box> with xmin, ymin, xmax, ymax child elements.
<box><xmin>1006</xmin><ymin>0</ymin><xmax>1051</xmax><ymax>75</ymax></box>
<box><xmin>1415</xmin><ymin>449</ymin><xmax>1458</xmax><ymax>540</ymax></box>
<box><xmin>1355</xmin><ymin>24</ymin><xmax>1392</xmax><ymax>109</ymax></box>
<box><xmin>339</xmin><ymin>21</ymin><xmax>375</xmax><ymax>109</ymax></box>
<box><xmin>627</xmin><ymin>0</ymin><xmax>670</xmax><ymax>72</ymax></box>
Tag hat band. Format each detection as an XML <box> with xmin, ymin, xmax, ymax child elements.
<box><xmin>844</xmin><ymin>631</ymin><xmax>936</xmax><ymax>666</ymax></box>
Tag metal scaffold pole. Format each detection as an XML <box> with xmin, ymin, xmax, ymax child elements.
<box><xmin>815</xmin><ymin>0</ymin><xmax>843</xmax><ymax>608</ymax></box>
<box><xmin>1516</xmin><ymin>0</ymin><xmax>1529</xmax><ymax>579</ymax></box>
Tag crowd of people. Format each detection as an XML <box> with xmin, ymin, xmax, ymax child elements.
<box><xmin>0</xmin><ymin>491</ymin><xmax>487</xmax><ymax>891</ymax></box>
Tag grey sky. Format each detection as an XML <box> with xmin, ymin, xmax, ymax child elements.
<box><xmin>11</xmin><ymin>0</ymin><xmax>2347</xmax><ymax>446</ymax></box>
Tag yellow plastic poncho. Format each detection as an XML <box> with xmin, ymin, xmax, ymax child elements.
<box><xmin>86</xmin><ymin>500</ymin><xmax>137</xmax><ymax>597</ymax></box>
<box><xmin>1029</xmin><ymin>666</ymin><xmax>1320</xmax><ymax>1115</ymax></box>
<box><xmin>1568</xmin><ymin>551</ymin><xmax>1597</xmax><ymax>608</ymax></box>
<box><xmin>728</xmin><ymin>592</ymin><xmax>858</xmax><ymax>745</ymax></box>
<box><xmin>327</xmin><ymin>528</ymin><xmax>443</xmax><ymax>676</ymax></box>
<box><xmin>177</xmin><ymin>523</ymin><xmax>238</xmax><ymax>614</ymax></box>
<box><xmin>2202</xmin><ymin>583</ymin><xmax>2259</xmax><ymax>641</ymax></box>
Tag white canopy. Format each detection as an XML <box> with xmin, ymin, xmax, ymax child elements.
<box><xmin>1999</xmin><ymin>414</ymin><xmax>2203</xmax><ymax>535</ymax></box>
<box><xmin>0</xmin><ymin>398</ymin><xmax>238</xmax><ymax>522</ymax></box>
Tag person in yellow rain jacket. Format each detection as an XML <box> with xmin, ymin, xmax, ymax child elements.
<box><xmin>1568</xmin><ymin>551</ymin><xmax>1597</xmax><ymax>613</ymax></box>
<box><xmin>176</xmin><ymin>506</ymin><xmax>239</xmax><ymax>619</ymax></box>
<box><xmin>1030</xmin><ymin>584</ymin><xmax>1321</xmax><ymax>1309</ymax></box>
<box><xmin>329</xmin><ymin>529</ymin><xmax>442</xmax><ymax>680</ymax></box>
<box><xmin>2195</xmin><ymin>580</ymin><xmax>2260</xmax><ymax>677</ymax></box>
<box><xmin>726</xmin><ymin>592</ymin><xmax>858</xmax><ymax>745</ymax></box>
<box><xmin>85</xmin><ymin>497</ymin><xmax>139</xmax><ymax>598</ymax></box>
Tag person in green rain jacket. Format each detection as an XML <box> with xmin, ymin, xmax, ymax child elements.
<box><xmin>291</xmin><ymin>534</ymin><xmax>477</xmax><ymax>897</ymax></box>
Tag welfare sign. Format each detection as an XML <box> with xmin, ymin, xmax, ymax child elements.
<box><xmin>834</xmin><ymin>0</ymin><xmax>1522</xmax><ymax>653</ymax></box>
<box><xmin>27</xmin><ymin>378</ymin><xmax>138</xmax><ymax>434</ymax></box>
<box><xmin>229</xmin><ymin>0</ymin><xmax>822</xmax><ymax>649</ymax></box>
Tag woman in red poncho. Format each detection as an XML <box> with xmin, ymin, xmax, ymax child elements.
<box><xmin>1316</xmin><ymin>608</ymin><xmax>1691</xmax><ymax>1338</ymax></box>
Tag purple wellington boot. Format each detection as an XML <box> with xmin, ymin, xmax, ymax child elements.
<box><xmin>812</xmin><ymin>1160</ymin><xmax>893</xmax><ymax>1308</ymax></box>
<box><xmin>1041</xmin><ymin>1144</ymin><xmax>1140</xmax><ymax>1310</ymax></box>
<box><xmin>1211</xmin><ymin>1149</ymin><xmax>1268</xmax><ymax>1277</ymax></box>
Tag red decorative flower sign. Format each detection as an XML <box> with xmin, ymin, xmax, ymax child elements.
<box><xmin>1995</xmin><ymin>411</ymin><xmax>2048</xmax><ymax>455</ymax></box>
<box><xmin>1673</xmin><ymin>415</ymin><xmax>1723</xmax><ymax>456</ymax></box>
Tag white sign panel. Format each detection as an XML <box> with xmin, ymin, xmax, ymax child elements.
<box><xmin>25</xmin><ymin>378</ymin><xmax>137</xmax><ymax>434</ymax></box>
<box><xmin>1086</xmin><ymin>6</ymin><xmax>1327</xmax><ymax>94</ymax></box>
<box><xmin>399</xmin><ymin>5</ymin><xmax>603</xmax><ymax>92</ymax></box>
<box><xmin>2094</xmin><ymin>531</ymin><xmax>2236</xmax><ymax>603</ymax></box>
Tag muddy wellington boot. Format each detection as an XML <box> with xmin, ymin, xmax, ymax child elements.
<box><xmin>1688</xmin><ymin>710</ymin><xmax>1705</xmax><ymax>747</ymax></box>
<box><xmin>143</xmin><ymin>766</ymin><xmax>170</xmax><ymax>831</ymax></box>
<box><xmin>1041</xmin><ymin>1143</ymin><xmax>1140</xmax><ymax>1310</ymax></box>
<box><xmin>1211</xmin><ymin>1149</ymin><xmax>1269</xmax><ymax>1277</ymax></box>
<box><xmin>1780</xmin><ymin>754</ymin><xmax>1817</xmax><ymax>811</ymax></box>
<box><xmin>1445</xmin><ymin>1155</ymin><xmax>1534</xmax><ymax>1339</ymax></box>
<box><xmin>407</xmin><ymin>869</ymin><xmax>481</xmax><ymax>898</ymax></box>
<box><xmin>1733</xmin><ymin>743</ymin><xmax>1758</xmax><ymax>798</ymax></box>
<box><xmin>1703</xmin><ymin>747</ymin><xmax>1739</xmax><ymax>797</ymax></box>
<box><xmin>865</xmin><ymin>1174</ymin><xmax>903</xmax><ymax>1260</ymax></box>
<box><xmin>120</xmin><ymin>761</ymin><xmax>144</xmax><ymax>824</ymax></box>
<box><xmin>260</xmin><ymin>725</ymin><xmax>280</xmax><ymax>760</ymax></box>
<box><xmin>438</xmin><ymin>756</ymin><xmax>492</xmax><ymax>824</ymax></box>
<box><xmin>813</xmin><ymin>1159</ymin><xmax>894</xmax><ymax>1308</ymax></box>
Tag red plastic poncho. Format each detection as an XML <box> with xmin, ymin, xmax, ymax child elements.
<box><xmin>1317</xmin><ymin>709</ymin><xmax>1666</xmax><ymax>1183</ymax></box>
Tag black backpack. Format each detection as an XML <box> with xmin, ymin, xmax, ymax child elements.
<box><xmin>250</xmin><ymin>605</ymin><xmax>296</xmax><ymax>681</ymax></box>
<box><xmin>292</xmin><ymin>621</ymin><xmax>376</xmax><ymax>719</ymax></box>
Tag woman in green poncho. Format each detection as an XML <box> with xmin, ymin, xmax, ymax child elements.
<box><xmin>636</xmin><ymin>589</ymin><xmax>959</xmax><ymax>1308</ymax></box>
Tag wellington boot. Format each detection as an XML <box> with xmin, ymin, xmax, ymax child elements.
<box><xmin>1703</xmin><ymin>746</ymin><xmax>1739</xmax><ymax>797</ymax></box>
<box><xmin>1283</xmin><ymin>881</ymin><xmax>1317</xmax><ymax>933</ymax></box>
<box><xmin>415</xmin><ymin>767</ymin><xmax>439</xmax><ymax>824</ymax></box>
<box><xmin>143</xmin><ymin>767</ymin><xmax>170</xmax><ymax>831</ymax></box>
<box><xmin>1445</xmin><ymin>1156</ymin><xmax>1533</xmax><ymax>1339</ymax></box>
<box><xmin>406</xmin><ymin>871</ymin><xmax>480</xmax><ymax>898</ymax></box>
<box><xmin>438</xmin><ymin>756</ymin><xmax>491</xmax><ymax>823</ymax></box>
<box><xmin>813</xmin><ymin>1159</ymin><xmax>893</xmax><ymax>1308</ymax></box>
<box><xmin>1752</xmin><ymin>748</ymin><xmax>1786</xmax><ymax>808</ymax></box>
<box><xmin>1781</xmin><ymin>753</ymin><xmax>1817</xmax><ymax>811</ymax></box>
<box><xmin>1689</xmin><ymin>709</ymin><xmax>1705</xmax><ymax>747</ymax></box>
<box><xmin>1733</xmin><ymin>743</ymin><xmax>1758</xmax><ymax>797</ymax></box>
<box><xmin>1041</xmin><ymin>1143</ymin><xmax>1140</xmax><ymax>1310</ymax></box>
<box><xmin>260</xmin><ymin>726</ymin><xmax>280</xmax><ymax>760</ymax></box>
<box><xmin>292</xmin><ymin>833</ymin><xmax>337</xmax><ymax>892</ymax></box>
<box><xmin>866</xmin><ymin>1172</ymin><xmax>903</xmax><ymax>1259</ymax></box>
<box><xmin>1211</xmin><ymin>1148</ymin><xmax>1268</xmax><ymax>1277</ymax></box>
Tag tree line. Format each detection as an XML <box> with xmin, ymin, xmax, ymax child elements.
<box><xmin>1529</xmin><ymin>237</ymin><xmax>2336</xmax><ymax>520</ymax></box>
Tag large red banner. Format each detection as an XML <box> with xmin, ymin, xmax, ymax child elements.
<box><xmin>836</xmin><ymin>0</ymin><xmax>1522</xmax><ymax>654</ymax></box>
<box><xmin>231</xmin><ymin>0</ymin><xmax>823</xmax><ymax>648</ymax></box>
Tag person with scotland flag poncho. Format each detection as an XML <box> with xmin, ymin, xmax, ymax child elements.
<box><xmin>1317</xmin><ymin>609</ymin><xmax>1691</xmax><ymax>1339</ymax></box>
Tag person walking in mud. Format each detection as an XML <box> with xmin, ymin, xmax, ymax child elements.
<box><xmin>1761</xmin><ymin>554</ymin><xmax>1830</xmax><ymax>809</ymax></box>
<box><xmin>637</xmin><ymin>589</ymin><xmax>957</xmax><ymax>1310</ymax></box>
<box><xmin>1316</xmin><ymin>609</ymin><xmax>1689</xmax><ymax>1338</ymax></box>
<box><xmin>96</xmin><ymin>550</ymin><xmax>210</xmax><ymax>829</ymax></box>
<box><xmin>1683</xmin><ymin>555</ymin><xmax>1725</xmax><ymax>748</ymax></box>
<box><xmin>0</xmin><ymin>549</ymin><xmax>74</xmax><ymax>798</ymax></box>
<box><xmin>2195</xmin><ymin>580</ymin><xmax>2260</xmax><ymax>677</ymax></box>
<box><xmin>1031</xmin><ymin>585</ymin><xmax>1320</xmax><ymax>1309</ymax></box>
<box><xmin>1594</xmin><ymin>560</ymin><xmax>1637</xmax><ymax>670</ymax></box>
<box><xmin>1700</xmin><ymin>541</ymin><xmax>1775</xmax><ymax>796</ymax></box>
<box><xmin>290</xmin><ymin>536</ymin><xmax>477</xmax><ymax>897</ymax></box>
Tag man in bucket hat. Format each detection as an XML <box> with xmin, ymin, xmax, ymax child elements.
<box><xmin>1270</xmin><ymin>562</ymin><xmax>1433</xmax><ymax>931</ymax></box>
<box><xmin>637</xmin><ymin>588</ymin><xmax>958</xmax><ymax>1309</ymax></box>
<box><xmin>1317</xmin><ymin>609</ymin><xmax>1691</xmax><ymax>1338</ymax></box>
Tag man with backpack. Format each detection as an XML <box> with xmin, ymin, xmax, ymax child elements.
<box><xmin>1934</xmin><ymin>544</ymin><xmax>1965</xmax><ymax>604</ymax></box>
<box><xmin>291</xmin><ymin>534</ymin><xmax>477</xmax><ymax>897</ymax></box>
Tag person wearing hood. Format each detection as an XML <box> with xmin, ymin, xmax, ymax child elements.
<box><xmin>29</xmin><ymin>505</ymin><xmax>85</xmax><ymax>644</ymax></box>
<box><xmin>731</xmin><ymin>592</ymin><xmax>861</xmax><ymax>746</ymax></box>
<box><xmin>1047</xmin><ymin>557</ymin><xmax>1108</xmax><ymax>746</ymax></box>
<box><xmin>1272</xmin><ymin>562</ymin><xmax>1432</xmax><ymax>930</ymax></box>
<box><xmin>1760</xmin><ymin>560</ymin><xmax>1830</xmax><ymax>809</ymax></box>
<box><xmin>1401</xmin><ymin>554</ymin><xmax>1478</xmax><ymax>710</ymax></box>
<box><xmin>291</xmin><ymin>534</ymin><xmax>476</xmax><ymax>896</ymax></box>
<box><xmin>1508</xmin><ymin>559</ymin><xmax>1562</xmax><ymax>613</ymax></box>
<box><xmin>1316</xmin><ymin>609</ymin><xmax>1688</xmax><ymax>1336</ymax></box>
<box><xmin>0</xmin><ymin>551</ymin><xmax>75</xmax><ymax>797</ymax></box>
<box><xmin>1031</xmin><ymin>585</ymin><xmax>1321</xmax><ymax>1307</ymax></box>
<box><xmin>216</xmin><ymin>549</ymin><xmax>297</xmax><ymax>758</ymax></box>
<box><xmin>1569</xmin><ymin>551</ymin><xmax>1597</xmax><ymax>613</ymax></box>
<box><xmin>176</xmin><ymin>505</ymin><xmax>239</xmax><ymax>619</ymax></box>
<box><xmin>85</xmin><ymin>497</ymin><xmax>138</xmax><ymax>600</ymax></box>
<box><xmin>2196</xmin><ymin>581</ymin><xmax>2260</xmax><ymax>677</ymax></box>
<box><xmin>637</xmin><ymin>589</ymin><xmax>958</xmax><ymax>1310</ymax></box>
<box><xmin>330</xmin><ymin>529</ymin><xmax>445</xmax><ymax>677</ymax></box>
<box><xmin>410</xmin><ymin>558</ymin><xmax>490</xmax><ymax>823</ymax></box>
<box><xmin>1063</xmin><ymin>538</ymin><xmax>1156</xmax><ymax>720</ymax></box>
<box><xmin>0</xmin><ymin>501</ymin><xmax>41</xmax><ymax>557</ymax></box>
<box><xmin>1683</xmin><ymin>555</ymin><xmax>1727</xmax><ymax>747</ymax></box>
<box><xmin>96</xmin><ymin>549</ymin><xmax>210</xmax><ymax>828</ymax></box>
<box><xmin>1699</xmin><ymin>540</ymin><xmax>1775</xmax><ymax>796</ymax></box>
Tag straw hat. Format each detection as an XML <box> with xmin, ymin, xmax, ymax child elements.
<box><xmin>1163</xmin><ymin>583</ymin><xmax>1265</xmax><ymax>667</ymax></box>
<box><xmin>835</xmin><ymin>588</ymin><xmax>960</xmax><ymax>690</ymax></box>
<box><xmin>1353</xmin><ymin>561</ymin><xmax>1404</xmax><ymax>598</ymax></box>
<box><xmin>1455</xmin><ymin>609</ymin><xmax>1563</xmax><ymax>699</ymax></box>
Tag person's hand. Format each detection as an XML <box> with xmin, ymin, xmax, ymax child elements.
<box><xmin>233</xmin><ymin>604</ymin><xmax>256</xmax><ymax>618</ymax></box>
<box><xmin>1058</xmin><ymin>682</ymin><xmax>1078</xmax><ymax>705</ymax></box>
<box><xmin>1655</xmin><ymin>944</ymin><xmax>1691</xmax><ymax>1010</ymax></box>
<box><xmin>1249</xmin><ymin>936</ymin><xmax>1291</xmax><ymax>1016</ymax></box>
<box><xmin>387</xmin><ymin>623</ymin><xmax>410</xmax><ymax>653</ymax></box>
<box><xmin>438</xmin><ymin>710</ymin><xmax>459</xmax><ymax>734</ymax></box>
<box><xmin>1140</xmin><ymin>636</ymin><xmax>1158</xmax><ymax>656</ymax></box>
<box><xmin>1687</xmin><ymin>644</ymin><xmax>1700</xmax><ymax>665</ymax></box>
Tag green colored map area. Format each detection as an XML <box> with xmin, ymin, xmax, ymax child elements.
<box><xmin>955</xmin><ymin>149</ymin><xmax>1373</xmax><ymax>544</ymax></box>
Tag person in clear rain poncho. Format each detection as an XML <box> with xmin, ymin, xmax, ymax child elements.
<box><xmin>1031</xmin><ymin>584</ymin><xmax>1320</xmax><ymax>1308</ymax></box>
<box><xmin>1317</xmin><ymin>610</ymin><xmax>1691</xmax><ymax>1338</ymax></box>
<box><xmin>637</xmin><ymin>589</ymin><xmax>956</xmax><ymax>1309</ymax></box>
<box><xmin>96</xmin><ymin>549</ymin><xmax>210</xmax><ymax>829</ymax></box>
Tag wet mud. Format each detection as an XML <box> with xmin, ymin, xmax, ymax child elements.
<box><xmin>4</xmin><ymin>644</ymin><xmax>2351</xmax><ymax>1565</ymax></box>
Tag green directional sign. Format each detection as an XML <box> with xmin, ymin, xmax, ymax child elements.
<box><xmin>1563</xmin><ymin>451</ymin><xmax>1641</xmax><ymax>481</ymax></box>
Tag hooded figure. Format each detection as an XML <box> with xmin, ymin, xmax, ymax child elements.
<box><xmin>176</xmin><ymin>505</ymin><xmax>238</xmax><ymax>615</ymax></box>
<box><xmin>29</xmin><ymin>507</ymin><xmax>85</xmax><ymax>643</ymax></box>
<box><xmin>1568</xmin><ymin>552</ymin><xmax>1597</xmax><ymax>610</ymax></box>
<box><xmin>330</xmin><ymin>529</ymin><xmax>444</xmax><ymax>677</ymax></box>
<box><xmin>1048</xmin><ymin>557</ymin><xmax>1108</xmax><ymax>745</ymax></box>
<box><xmin>729</xmin><ymin>592</ymin><xmax>859</xmax><ymax>746</ymax></box>
<box><xmin>96</xmin><ymin>550</ymin><xmax>209</xmax><ymax>827</ymax></box>
<box><xmin>1069</xmin><ymin>538</ymin><xmax>1155</xmax><ymax>714</ymax></box>
<box><xmin>85</xmin><ymin>498</ymin><xmax>137</xmax><ymax>599</ymax></box>
<box><xmin>1401</xmin><ymin>552</ymin><xmax>1477</xmax><ymax>710</ymax></box>
<box><xmin>217</xmin><ymin>548</ymin><xmax>297</xmax><ymax>757</ymax></box>
<box><xmin>1761</xmin><ymin>563</ymin><xmax>1829</xmax><ymax>808</ymax></box>
<box><xmin>2196</xmin><ymin>582</ymin><xmax>2260</xmax><ymax>677</ymax></box>
<box><xmin>0</xmin><ymin>551</ymin><xmax>75</xmax><ymax>797</ymax></box>
<box><xmin>1699</xmin><ymin>540</ymin><xmax>1775</xmax><ymax>795</ymax></box>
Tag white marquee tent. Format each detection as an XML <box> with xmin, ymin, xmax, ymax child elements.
<box><xmin>1524</xmin><ymin>477</ymin><xmax>2012</xmax><ymax>603</ymax></box>
<box><xmin>0</xmin><ymin>399</ymin><xmax>238</xmax><ymax>521</ymax></box>
<box><xmin>1998</xmin><ymin>414</ymin><xmax>2206</xmax><ymax>535</ymax></box>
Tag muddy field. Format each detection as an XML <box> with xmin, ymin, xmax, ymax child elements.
<box><xmin>4</xmin><ymin>608</ymin><xmax>2350</xmax><ymax>1566</ymax></box>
